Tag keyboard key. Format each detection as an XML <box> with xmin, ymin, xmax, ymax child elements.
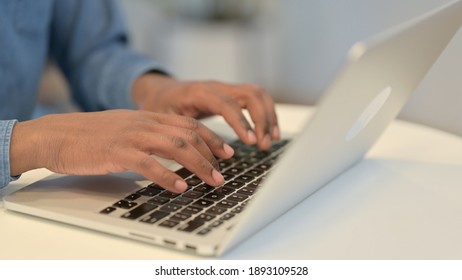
<box><xmin>171</xmin><ymin>196</ymin><xmax>193</xmax><ymax>206</ymax></box>
<box><xmin>183</xmin><ymin>190</ymin><xmax>204</xmax><ymax>199</ymax></box>
<box><xmin>203</xmin><ymin>193</ymin><xmax>225</xmax><ymax>201</ymax></box>
<box><xmin>121</xmin><ymin>203</ymin><xmax>157</xmax><ymax>220</ymax></box>
<box><xmin>210</xmin><ymin>220</ymin><xmax>224</xmax><ymax>228</ymax></box>
<box><xmin>175</xmin><ymin>167</ymin><xmax>193</xmax><ymax>178</ymax></box>
<box><xmin>247</xmin><ymin>157</ymin><xmax>260</xmax><ymax>163</ymax></box>
<box><xmin>216</xmin><ymin>200</ymin><xmax>237</xmax><ymax>209</ymax></box>
<box><xmin>248</xmin><ymin>180</ymin><xmax>261</xmax><ymax>188</ymax></box>
<box><xmin>137</xmin><ymin>187</ymin><xmax>162</xmax><ymax>197</ymax></box>
<box><xmin>114</xmin><ymin>200</ymin><xmax>137</xmax><ymax>209</ymax></box>
<box><xmin>170</xmin><ymin>213</ymin><xmax>191</xmax><ymax>222</ymax></box>
<box><xmin>222</xmin><ymin>173</ymin><xmax>235</xmax><ymax>181</ymax></box>
<box><xmin>256</xmin><ymin>163</ymin><xmax>272</xmax><ymax>170</ymax></box>
<box><xmin>235</xmin><ymin>174</ymin><xmax>254</xmax><ymax>183</ymax></box>
<box><xmin>194</xmin><ymin>184</ymin><xmax>215</xmax><ymax>193</ymax></box>
<box><xmin>218</xmin><ymin>161</ymin><xmax>232</xmax><ymax>169</ymax></box>
<box><xmin>195</xmin><ymin>213</ymin><xmax>215</xmax><ymax>222</ymax></box>
<box><xmin>237</xmin><ymin>161</ymin><xmax>252</xmax><ymax>169</ymax></box>
<box><xmin>271</xmin><ymin>139</ymin><xmax>289</xmax><ymax>151</ymax></box>
<box><xmin>159</xmin><ymin>191</ymin><xmax>180</xmax><ymax>199</ymax></box>
<box><xmin>192</xmin><ymin>199</ymin><xmax>214</xmax><ymax>208</ymax></box>
<box><xmin>124</xmin><ymin>193</ymin><xmax>141</xmax><ymax>201</ymax></box>
<box><xmin>224</xmin><ymin>181</ymin><xmax>244</xmax><ymax>189</ymax></box>
<box><xmin>221</xmin><ymin>213</ymin><xmax>235</xmax><ymax>221</ymax></box>
<box><xmin>178</xmin><ymin>220</ymin><xmax>205</xmax><ymax>232</ymax></box>
<box><xmin>100</xmin><ymin>206</ymin><xmax>116</xmax><ymax>214</ymax></box>
<box><xmin>231</xmin><ymin>205</ymin><xmax>245</xmax><ymax>214</ymax></box>
<box><xmin>147</xmin><ymin>196</ymin><xmax>170</xmax><ymax>205</ymax></box>
<box><xmin>245</xmin><ymin>169</ymin><xmax>264</xmax><ymax>177</ymax></box>
<box><xmin>227</xmin><ymin>193</ymin><xmax>248</xmax><ymax>202</ymax></box>
<box><xmin>159</xmin><ymin>203</ymin><xmax>182</xmax><ymax>213</ymax></box>
<box><xmin>159</xmin><ymin>220</ymin><xmax>179</xmax><ymax>228</ymax></box>
<box><xmin>219</xmin><ymin>157</ymin><xmax>239</xmax><ymax>165</ymax></box>
<box><xmin>186</xmin><ymin>176</ymin><xmax>202</xmax><ymax>187</ymax></box>
<box><xmin>238</xmin><ymin>187</ymin><xmax>255</xmax><ymax>196</ymax></box>
<box><xmin>213</xmin><ymin>187</ymin><xmax>235</xmax><ymax>196</ymax></box>
<box><xmin>147</xmin><ymin>183</ymin><xmax>164</xmax><ymax>190</ymax></box>
<box><xmin>225</xmin><ymin>167</ymin><xmax>244</xmax><ymax>175</ymax></box>
<box><xmin>140</xmin><ymin>211</ymin><xmax>169</xmax><ymax>224</ymax></box>
<box><xmin>197</xmin><ymin>228</ymin><xmax>211</xmax><ymax>235</ymax></box>
<box><xmin>206</xmin><ymin>206</ymin><xmax>227</xmax><ymax>216</ymax></box>
<box><xmin>181</xmin><ymin>206</ymin><xmax>203</xmax><ymax>215</ymax></box>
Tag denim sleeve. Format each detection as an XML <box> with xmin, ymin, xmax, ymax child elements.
<box><xmin>0</xmin><ymin>120</ymin><xmax>19</xmax><ymax>189</ymax></box>
<box><xmin>49</xmin><ymin>0</ymin><xmax>168</xmax><ymax>111</ymax></box>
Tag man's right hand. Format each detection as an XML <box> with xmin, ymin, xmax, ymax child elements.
<box><xmin>9</xmin><ymin>110</ymin><xmax>235</xmax><ymax>193</ymax></box>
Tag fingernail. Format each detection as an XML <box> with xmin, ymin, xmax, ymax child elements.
<box><xmin>223</xmin><ymin>143</ymin><xmax>234</xmax><ymax>157</ymax></box>
<box><xmin>174</xmin><ymin>180</ymin><xmax>188</xmax><ymax>193</ymax></box>
<box><xmin>247</xmin><ymin>130</ymin><xmax>257</xmax><ymax>144</ymax></box>
<box><xmin>212</xmin><ymin>169</ymin><xmax>224</xmax><ymax>184</ymax></box>
<box><xmin>272</xmin><ymin>126</ymin><xmax>280</xmax><ymax>140</ymax></box>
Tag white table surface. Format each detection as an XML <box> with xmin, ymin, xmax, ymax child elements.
<box><xmin>1</xmin><ymin>104</ymin><xmax>462</xmax><ymax>260</ymax></box>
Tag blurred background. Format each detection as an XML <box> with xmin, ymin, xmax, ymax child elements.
<box><xmin>37</xmin><ymin>0</ymin><xmax>462</xmax><ymax>136</ymax></box>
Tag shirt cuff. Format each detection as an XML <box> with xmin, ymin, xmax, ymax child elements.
<box><xmin>0</xmin><ymin>120</ymin><xmax>20</xmax><ymax>189</ymax></box>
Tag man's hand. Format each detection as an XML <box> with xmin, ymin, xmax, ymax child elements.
<box><xmin>10</xmin><ymin>110</ymin><xmax>234</xmax><ymax>193</ymax></box>
<box><xmin>132</xmin><ymin>73</ymin><xmax>280</xmax><ymax>150</ymax></box>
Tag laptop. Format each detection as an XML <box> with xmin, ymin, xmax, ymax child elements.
<box><xmin>4</xmin><ymin>0</ymin><xmax>462</xmax><ymax>257</ymax></box>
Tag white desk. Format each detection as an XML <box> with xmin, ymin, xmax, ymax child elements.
<box><xmin>1</xmin><ymin>104</ymin><xmax>462</xmax><ymax>259</ymax></box>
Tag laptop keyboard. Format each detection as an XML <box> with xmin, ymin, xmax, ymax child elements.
<box><xmin>99</xmin><ymin>139</ymin><xmax>289</xmax><ymax>236</ymax></box>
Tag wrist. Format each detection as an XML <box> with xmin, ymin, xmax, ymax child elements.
<box><xmin>10</xmin><ymin>120</ymin><xmax>43</xmax><ymax>176</ymax></box>
<box><xmin>132</xmin><ymin>72</ymin><xmax>177</xmax><ymax>110</ymax></box>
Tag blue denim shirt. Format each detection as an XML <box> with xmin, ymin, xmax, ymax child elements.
<box><xmin>0</xmin><ymin>0</ymin><xmax>166</xmax><ymax>188</ymax></box>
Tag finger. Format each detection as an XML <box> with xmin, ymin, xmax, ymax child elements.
<box><xmin>258</xmin><ymin>88</ymin><xmax>280</xmax><ymax>140</ymax></box>
<box><xmin>152</xmin><ymin>113</ymin><xmax>234</xmax><ymax>159</ymax></box>
<box><xmin>185</xmin><ymin>89</ymin><xmax>258</xmax><ymax>146</ymax></box>
<box><xmin>239</xmin><ymin>86</ymin><xmax>272</xmax><ymax>149</ymax></box>
<box><xmin>147</xmin><ymin>123</ymin><xmax>220</xmax><ymax>170</ymax></box>
<box><xmin>221</xmin><ymin>83</ymin><xmax>279</xmax><ymax>149</ymax></box>
<box><xmin>123</xmin><ymin>151</ymin><xmax>188</xmax><ymax>193</ymax></box>
<box><xmin>141</xmin><ymin>133</ymin><xmax>225</xmax><ymax>187</ymax></box>
<box><xmin>241</xmin><ymin>85</ymin><xmax>280</xmax><ymax>148</ymax></box>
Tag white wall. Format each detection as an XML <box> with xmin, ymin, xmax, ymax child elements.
<box><xmin>268</xmin><ymin>0</ymin><xmax>462</xmax><ymax>136</ymax></box>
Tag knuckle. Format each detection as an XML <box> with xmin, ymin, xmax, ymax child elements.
<box><xmin>209</xmin><ymin>134</ymin><xmax>224</xmax><ymax>147</ymax></box>
<box><xmin>199</xmin><ymin>159</ymin><xmax>211</xmax><ymax>171</ymax></box>
<box><xmin>185</xmin><ymin>117</ymin><xmax>200</xmax><ymax>130</ymax></box>
<box><xmin>137</xmin><ymin>156</ymin><xmax>152</xmax><ymax>169</ymax></box>
<box><xmin>171</xmin><ymin>136</ymin><xmax>187</xmax><ymax>149</ymax></box>
<box><xmin>187</xmin><ymin>130</ymin><xmax>202</xmax><ymax>145</ymax></box>
<box><xmin>224</xmin><ymin>95</ymin><xmax>238</xmax><ymax>106</ymax></box>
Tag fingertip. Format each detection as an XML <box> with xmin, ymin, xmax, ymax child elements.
<box><xmin>272</xmin><ymin>126</ymin><xmax>280</xmax><ymax>140</ymax></box>
<box><xmin>259</xmin><ymin>134</ymin><xmax>272</xmax><ymax>150</ymax></box>
<box><xmin>247</xmin><ymin>130</ymin><xmax>257</xmax><ymax>145</ymax></box>
<box><xmin>212</xmin><ymin>169</ymin><xmax>225</xmax><ymax>185</ymax></box>
<box><xmin>173</xmin><ymin>179</ymin><xmax>188</xmax><ymax>193</ymax></box>
<box><xmin>223</xmin><ymin>143</ymin><xmax>234</xmax><ymax>158</ymax></box>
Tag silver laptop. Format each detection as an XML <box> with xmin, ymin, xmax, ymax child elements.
<box><xmin>4</xmin><ymin>0</ymin><xmax>462</xmax><ymax>257</ymax></box>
